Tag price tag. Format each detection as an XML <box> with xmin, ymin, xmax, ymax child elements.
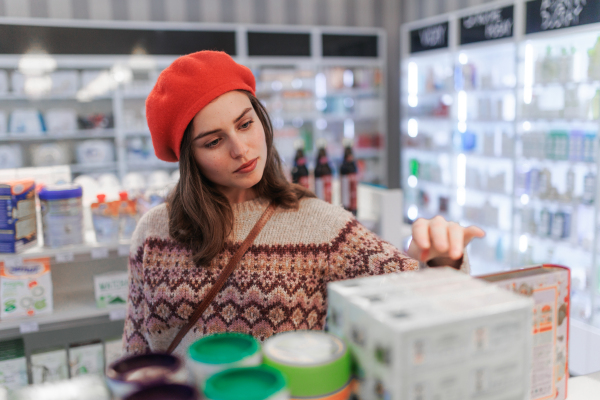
<box><xmin>118</xmin><ymin>244</ymin><xmax>130</xmax><ymax>257</ymax></box>
<box><xmin>19</xmin><ymin>321</ymin><xmax>39</xmax><ymax>334</ymax></box>
<box><xmin>91</xmin><ymin>247</ymin><xmax>109</xmax><ymax>259</ymax></box>
<box><xmin>4</xmin><ymin>256</ymin><xmax>23</xmax><ymax>267</ymax></box>
<box><xmin>55</xmin><ymin>252</ymin><xmax>74</xmax><ymax>263</ymax></box>
<box><xmin>109</xmin><ymin>308</ymin><xmax>126</xmax><ymax>321</ymax></box>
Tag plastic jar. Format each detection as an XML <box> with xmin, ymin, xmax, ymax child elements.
<box><xmin>186</xmin><ymin>333</ymin><xmax>262</xmax><ymax>387</ymax></box>
<box><xmin>203</xmin><ymin>366</ymin><xmax>289</xmax><ymax>400</ymax></box>
<box><xmin>106</xmin><ymin>353</ymin><xmax>190</xmax><ymax>399</ymax></box>
<box><xmin>124</xmin><ymin>383</ymin><xmax>200</xmax><ymax>400</ymax></box>
<box><xmin>38</xmin><ymin>185</ymin><xmax>84</xmax><ymax>248</ymax></box>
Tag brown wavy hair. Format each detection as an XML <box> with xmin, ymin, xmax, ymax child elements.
<box><xmin>167</xmin><ymin>90</ymin><xmax>315</xmax><ymax>266</ymax></box>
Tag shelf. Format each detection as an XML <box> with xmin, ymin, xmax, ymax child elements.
<box><xmin>464</xmin><ymin>186</ymin><xmax>512</xmax><ymax>199</ymax></box>
<box><xmin>0</xmin><ymin>290</ymin><xmax>125</xmax><ymax>340</ymax></box>
<box><xmin>517</xmin><ymin>196</ymin><xmax>594</xmax><ymax>209</ymax></box>
<box><xmin>517</xmin><ymin>118</ymin><xmax>599</xmax><ymax>124</ymax></box>
<box><xmin>127</xmin><ymin>159</ymin><xmax>178</xmax><ymax>170</ymax></box>
<box><xmin>459</xmin><ymin>219</ymin><xmax>510</xmax><ymax>234</ymax></box>
<box><xmin>404</xmin><ymin>147</ymin><xmax>452</xmax><ymax>157</ymax></box>
<box><xmin>461</xmin><ymin>87</ymin><xmax>516</xmax><ymax>94</ymax></box>
<box><xmin>0</xmin><ymin>129</ymin><xmax>116</xmax><ymax>142</ymax></box>
<box><xmin>354</xmin><ymin>148</ymin><xmax>383</xmax><ymax>159</ymax></box>
<box><xmin>517</xmin><ymin>157</ymin><xmax>597</xmax><ymax>168</ymax></box>
<box><xmin>69</xmin><ymin>162</ymin><xmax>118</xmax><ymax>173</ymax></box>
<box><xmin>0</xmin><ymin>93</ymin><xmax>112</xmax><ymax>101</ymax></box>
<box><xmin>0</xmin><ymin>232</ymin><xmax>131</xmax><ymax>265</ymax></box>
<box><xmin>463</xmin><ymin>153</ymin><xmax>514</xmax><ymax>163</ymax></box>
<box><xmin>404</xmin><ymin>115</ymin><xmax>451</xmax><ymax>122</ymax></box>
<box><xmin>124</xmin><ymin>129</ymin><xmax>151</xmax><ymax>137</ymax></box>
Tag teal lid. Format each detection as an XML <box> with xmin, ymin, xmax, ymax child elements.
<box><xmin>187</xmin><ymin>333</ymin><xmax>260</xmax><ymax>365</ymax></box>
<box><xmin>203</xmin><ymin>365</ymin><xmax>287</xmax><ymax>400</ymax></box>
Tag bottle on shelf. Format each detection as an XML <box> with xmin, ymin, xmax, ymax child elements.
<box><xmin>340</xmin><ymin>138</ymin><xmax>358</xmax><ymax>215</ymax></box>
<box><xmin>314</xmin><ymin>138</ymin><xmax>332</xmax><ymax>203</ymax></box>
<box><xmin>291</xmin><ymin>139</ymin><xmax>309</xmax><ymax>190</ymax></box>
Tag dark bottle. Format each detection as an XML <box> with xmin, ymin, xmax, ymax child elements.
<box><xmin>291</xmin><ymin>140</ymin><xmax>310</xmax><ymax>189</ymax></box>
<box><xmin>314</xmin><ymin>139</ymin><xmax>333</xmax><ymax>203</ymax></box>
<box><xmin>340</xmin><ymin>139</ymin><xmax>358</xmax><ymax>215</ymax></box>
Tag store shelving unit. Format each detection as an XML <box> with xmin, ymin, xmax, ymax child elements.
<box><xmin>402</xmin><ymin>0</ymin><xmax>600</xmax><ymax>375</ymax></box>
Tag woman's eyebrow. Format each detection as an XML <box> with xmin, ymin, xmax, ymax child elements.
<box><xmin>193</xmin><ymin>107</ymin><xmax>253</xmax><ymax>142</ymax></box>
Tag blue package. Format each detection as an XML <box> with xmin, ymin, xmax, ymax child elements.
<box><xmin>0</xmin><ymin>179</ymin><xmax>37</xmax><ymax>253</ymax></box>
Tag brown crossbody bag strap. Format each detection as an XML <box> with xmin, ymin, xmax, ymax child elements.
<box><xmin>166</xmin><ymin>201</ymin><xmax>278</xmax><ymax>354</ymax></box>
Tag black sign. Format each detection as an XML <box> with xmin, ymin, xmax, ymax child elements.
<box><xmin>322</xmin><ymin>34</ymin><xmax>378</xmax><ymax>57</ymax></box>
<box><xmin>0</xmin><ymin>24</ymin><xmax>236</xmax><ymax>55</ymax></box>
<box><xmin>460</xmin><ymin>6</ymin><xmax>514</xmax><ymax>44</ymax></box>
<box><xmin>526</xmin><ymin>0</ymin><xmax>600</xmax><ymax>34</ymax></box>
<box><xmin>248</xmin><ymin>32</ymin><xmax>311</xmax><ymax>56</ymax></box>
<box><xmin>410</xmin><ymin>22</ymin><xmax>449</xmax><ymax>53</ymax></box>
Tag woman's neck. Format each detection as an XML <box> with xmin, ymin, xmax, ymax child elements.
<box><xmin>219</xmin><ymin>187</ymin><xmax>258</xmax><ymax>204</ymax></box>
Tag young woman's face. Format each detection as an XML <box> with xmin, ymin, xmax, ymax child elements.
<box><xmin>190</xmin><ymin>91</ymin><xmax>268</xmax><ymax>201</ymax></box>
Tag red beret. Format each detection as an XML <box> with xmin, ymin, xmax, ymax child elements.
<box><xmin>146</xmin><ymin>51</ymin><xmax>256</xmax><ymax>162</ymax></box>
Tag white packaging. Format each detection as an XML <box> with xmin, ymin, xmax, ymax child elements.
<box><xmin>75</xmin><ymin>140</ymin><xmax>114</xmax><ymax>164</ymax></box>
<box><xmin>0</xmin><ymin>70</ymin><xmax>8</xmax><ymax>94</ymax></box>
<box><xmin>0</xmin><ymin>257</ymin><xmax>53</xmax><ymax>319</ymax></box>
<box><xmin>69</xmin><ymin>341</ymin><xmax>104</xmax><ymax>377</ymax></box>
<box><xmin>10</xmin><ymin>72</ymin><xmax>25</xmax><ymax>95</ymax></box>
<box><xmin>45</xmin><ymin>109</ymin><xmax>78</xmax><ymax>133</ymax></box>
<box><xmin>104</xmin><ymin>338</ymin><xmax>124</xmax><ymax>373</ymax></box>
<box><xmin>49</xmin><ymin>71</ymin><xmax>79</xmax><ymax>95</ymax></box>
<box><xmin>8</xmin><ymin>109</ymin><xmax>45</xmax><ymax>134</ymax></box>
<box><xmin>0</xmin><ymin>112</ymin><xmax>6</xmax><ymax>135</ymax></box>
<box><xmin>30</xmin><ymin>348</ymin><xmax>69</xmax><ymax>384</ymax></box>
<box><xmin>94</xmin><ymin>271</ymin><xmax>128</xmax><ymax>308</ymax></box>
<box><xmin>0</xmin><ymin>339</ymin><xmax>28</xmax><ymax>391</ymax></box>
<box><xmin>328</xmin><ymin>268</ymin><xmax>533</xmax><ymax>400</ymax></box>
<box><xmin>30</xmin><ymin>143</ymin><xmax>71</xmax><ymax>166</ymax></box>
<box><xmin>80</xmin><ymin>70</ymin><xmax>104</xmax><ymax>88</ymax></box>
<box><xmin>0</xmin><ymin>145</ymin><xmax>22</xmax><ymax>169</ymax></box>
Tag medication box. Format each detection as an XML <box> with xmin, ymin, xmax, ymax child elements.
<box><xmin>479</xmin><ymin>264</ymin><xmax>570</xmax><ymax>400</ymax></box>
<box><xmin>328</xmin><ymin>267</ymin><xmax>533</xmax><ymax>400</ymax></box>
<box><xmin>0</xmin><ymin>338</ymin><xmax>28</xmax><ymax>391</ymax></box>
<box><xmin>0</xmin><ymin>179</ymin><xmax>37</xmax><ymax>253</ymax></box>
<box><xmin>69</xmin><ymin>341</ymin><xmax>104</xmax><ymax>377</ymax></box>
<box><xmin>30</xmin><ymin>347</ymin><xmax>68</xmax><ymax>384</ymax></box>
<box><xmin>0</xmin><ymin>257</ymin><xmax>53</xmax><ymax>319</ymax></box>
<box><xmin>93</xmin><ymin>271</ymin><xmax>128</xmax><ymax>308</ymax></box>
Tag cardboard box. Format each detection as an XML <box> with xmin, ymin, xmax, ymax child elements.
<box><xmin>0</xmin><ymin>179</ymin><xmax>37</xmax><ymax>253</ymax></box>
<box><xmin>0</xmin><ymin>257</ymin><xmax>53</xmax><ymax>319</ymax></box>
<box><xmin>104</xmin><ymin>337</ymin><xmax>123</xmax><ymax>374</ymax></box>
<box><xmin>0</xmin><ymin>338</ymin><xmax>28</xmax><ymax>391</ymax></box>
<box><xmin>93</xmin><ymin>271</ymin><xmax>128</xmax><ymax>308</ymax></box>
<box><xmin>328</xmin><ymin>268</ymin><xmax>533</xmax><ymax>400</ymax></box>
<box><xmin>69</xmin><ymin>341</ymin><xmax>104</xmax><ymax>377</ymax></box>
<box><xmin>30</xmin><ymin>347</ymin><xmax>68</xmax><ymax>384</ymax></box>
<box><xmin>479</xmin><ymin>264</ymin><xmax>570</xmax><ymax>400</ymax></box>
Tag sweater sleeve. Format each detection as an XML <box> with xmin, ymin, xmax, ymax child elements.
<box><xmin>326</xmin><ymin>218</ymin><xmax>419</xmax><ymax>283</ymax></box>
<box><xmin>122</xmin><ymin>215</ymin><xmax>151</xmax><ymax>355</ymax></box>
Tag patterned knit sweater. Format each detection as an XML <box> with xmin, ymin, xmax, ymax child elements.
<box><xmin>123</xmin><ymin>197</ymin><xmax>467</xmax><ymax>356</ymax></box>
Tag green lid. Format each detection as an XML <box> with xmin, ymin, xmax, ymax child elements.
<box><xmin>203</xmin><ymin>365</ymin><xmax>287</xmax><ymax>400</ymax></box>
<box><xmin>188</xmin><ymin>333</ymin><xmax>260</xmax><ymax>365</ymax></box>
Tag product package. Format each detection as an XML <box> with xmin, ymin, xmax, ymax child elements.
<box><xmin>0</xmin><ymin>70</ymin><xmax>7</xmax><ymax>94</ymax></box>
<box><xmin>328</xmin><ymin>268</ymin><xmax>534</xmax><ymax>400</ymax></box>
<box><xmin>91</xmin><ymin>195</ymin><xmax>120</xmax><ymax>243</ymax></box>
<box><xmin>0</xmin><ymin>179</ymin><xmax>37</xmax><ymax>253</ymax></box>
<box><xmin>45</xmin><ymin>109</ymin><xmax>78</xmax><ymax>133</ymax></box>
<box><xmin>0</xmin><ymin>145</ymin><xmax>23</xmax><ymax>169</ymax></box>
<box><xmin>30</xmin><ymin>143</ymin><xmax>71</xmax><ymax>167</ymax></box>
<box><xmin>39</xmin><ymin>184</ymin><xmax>84</xmax><ymax>248</ymax></box>
<box><xmin>75</xmin><ymin>140</ymin><xmax>114</xmax><ymax>164</ymax></box>
<box><xmin>479</xmin><ymin>265</ymin><xmax>570</xmax><ymax>400</ymax></box>
<box><xmin>118</xmin><ymin>192</ymin><xmax>138</xmax><ymax>240</ymax></box>
<box><xmin>8</xmin><ymin>109</ymin><xmax>45</xmax><ymax>134</ymax></box>
<box><xmin>30</xmin><ymin>347</ymin><xmax>69</xmax><ymax>384</ymax></box>
<box><xmin>0</xmin><ymin>339</ymin><xmax>28</xmax><ymax>391</ymax></box>
<box><xmin>104</xmin><ymin>338</ymin><xmax>124</xmax><ymax>374</ymax></box>
<box><xmin>69</xmin><ymin>341</ymin><xmax>104</xmax><ymax>377</ymax></box>
<box><xmin>0</xmin><ymin>111</ymin><xmax>6</xmax><ymax>135</ymax></box>
<box><xmin>93</xmin><ymin>271</ymin><xmax>128</xmax><ymax>308</ymax></box>
<box><xmin>49</xmin><ymin>71</ymin><xmax>79</xmax><ymax>95</ymax></box>
<box><xmin>0</xmin><ymin>257</ymin><xmax>53</xmax><ymax>319</ymax></box>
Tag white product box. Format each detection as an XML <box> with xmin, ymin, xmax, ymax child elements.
<box><xmin>69</xmin><ymin>341</ymin><xmax>104</xmax><ymax>377</ymax></box>
<box><xmin>0</xmin><ymin>70</ymin><xmax>7</xmax><ymax>94</ymax></box>
<box><xmin>45</xmin><ymin>109</ymin><xmax>78</xmax><ymax>133</ymax></box>
<box><xmin>328</xmin><ymin>268</ymin><xmax>534</xmax><ymax>400</ymax></box>
<box><xmin>0</xmin><ymin>145</ymin><xmax>23</xmax><ymax>169</ymax></box>
<box><xmin>30</xmin><ymin>348</ymin><xmax>69</xmax><ymax>384</ymax></box>
<box><xmin>75</xmin><ymin>140</ymin><xmax>114</xmax><ymax>164</ymax></box>
<box><xmin>49</xmin><ymin>71</ymin><xmax>79</xmax><ymax>95</ymax></box>
<box><xmin>0</xmin><ymin>339</ymin><xmax>28</xmax><ymax>391</ymax></box>
<box><xmin>104</xmin><ymin>338</ymin><xmax>124</xmax><ymax>373</ymax></box>
<box><xmin>8</xmin><ymin>109</ymin><xmax>45</xmax><ymax>134</ymax></box>
<box><xmin>94</xmin><ymin>271</ymin><xmax>128</xmax><ymax>308</ymax></box>
<box><xmin>0</xmin><ymin>112</ymin><xmax>6</xmax><ymax>135</ymax></box>
<box><xmin>0</xmin><ymin>257</ymin><xmax>53</xmax><ymax>319</ymax></box>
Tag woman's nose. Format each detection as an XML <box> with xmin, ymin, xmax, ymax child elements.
<box><xmin>230</xmin><ymin>135</ymin><xmax>249</xmax><ymax>158</ymax></box>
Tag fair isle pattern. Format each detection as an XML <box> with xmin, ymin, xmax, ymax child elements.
<box><xmin>123</xmin><ymin>197</ymin><xmax>455</xmax><ymax>356</ymax></box>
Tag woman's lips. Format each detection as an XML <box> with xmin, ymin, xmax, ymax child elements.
<box><xmin>235</xmin><ymin>158</ymin><xmax>258</xmax><ymax>173</ymax></box>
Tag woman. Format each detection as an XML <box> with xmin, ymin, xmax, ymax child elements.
<box><xmin>123</xmin><ymin>51</ymin><xmax>484</xmax><ymax>356</ymax></box>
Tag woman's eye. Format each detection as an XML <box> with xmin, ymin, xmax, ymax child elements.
<box><xmin>205</xmin><ymin>138</ymin><xmax>221</xmax><ymax>148</ymax></box>
<box><xmin>240</xmin><ymin>120</ymin><xmax>253</xmax><ymax>130</ymax></box>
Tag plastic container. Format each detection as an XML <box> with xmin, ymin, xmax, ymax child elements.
<box><xmin>203</xmin><ymin>366</ymin><xmax>289</xmax><ymax>400</ymax></box>
<box><xmin>106</xmin><ymin>353</ymin><xmax>190</xmax><ymax>399</ymax></box>
<box><xmin>91</xmin><ymin>194</ymin><xmax>120</xmax><ymax>243</ymax></box>
<box><xmin>38</xmin><ymin>184</ymin><xmax>84</xmax><ymax>248</ymax></box>
<box><xmin>262</xmin><ymin>331</ymin><xmax>351</xmax><ymax>399</ymax></box>
<box><xmin>186</xmin><ymin>333</ymin><xmax>262</xmax><ymax>387</ymax></box>
<box><xmin>124</xmin><ymin>383</ymin><xmax>200</xmax><ymax>400</ymax></box>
